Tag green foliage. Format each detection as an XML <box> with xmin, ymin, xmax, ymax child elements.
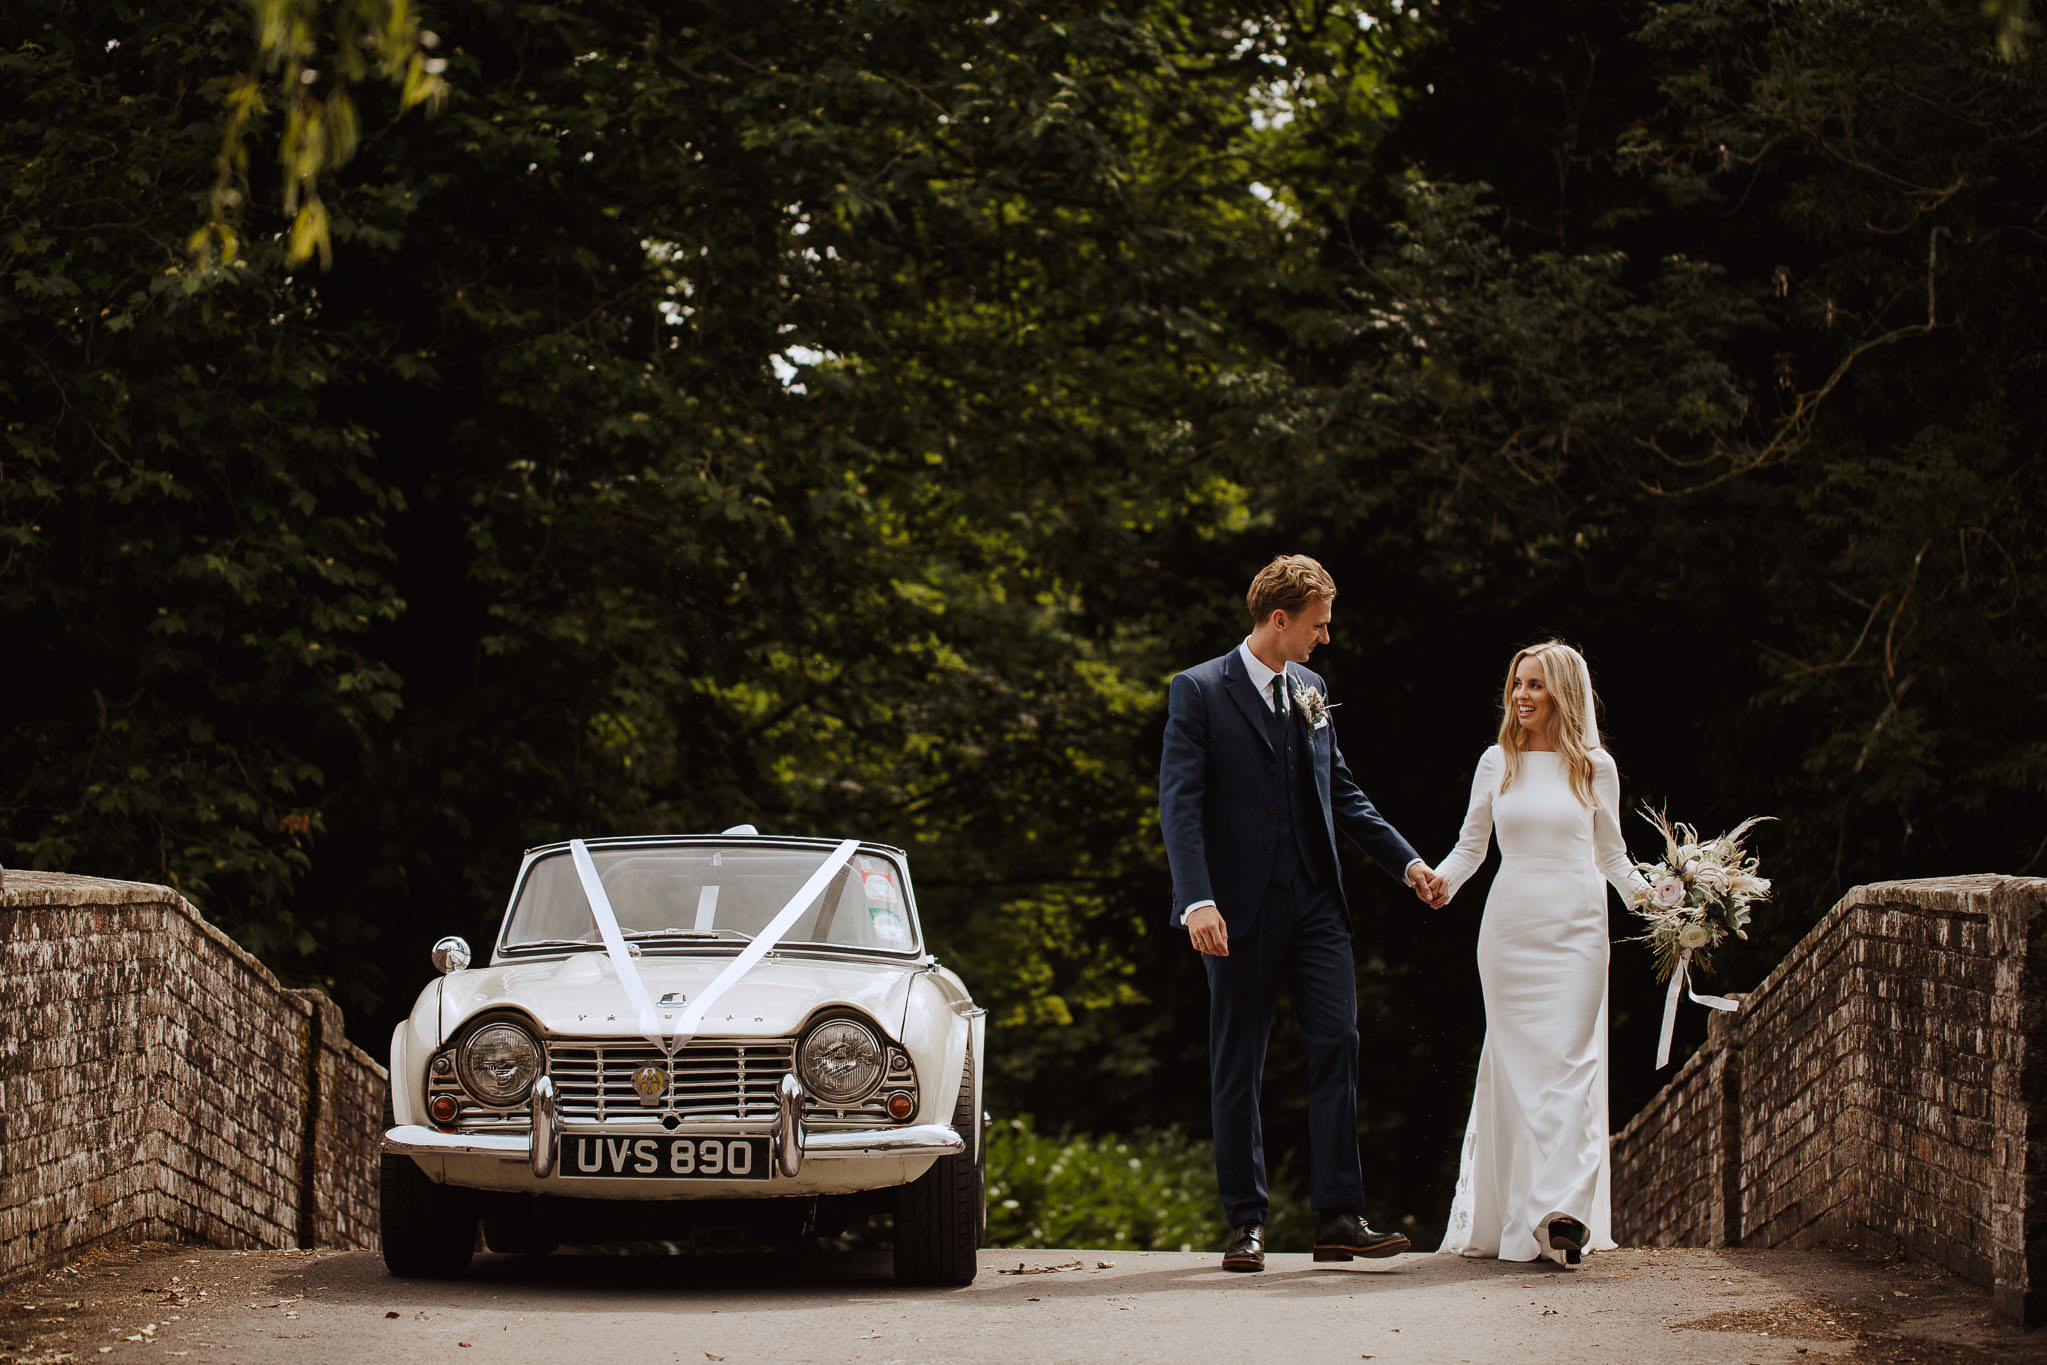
<box><xmin>5</xmin><ymin>0</ymin><xmax>2044</xmax><ymax>1243</ymax></box>
<box><xmin>198</xmin><ymin>0</ymin><xmax>446</xmax><ymax>267</ymax></box>
<box><xmin>985</xmin><ymin>1115</ymin><xmax>1312</xmax><ymax>1253</ymax></box>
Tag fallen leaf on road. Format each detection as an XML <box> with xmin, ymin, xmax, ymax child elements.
<box><xmin>459</xmin><ymin>1343</ymin><xmax>471</xmax><ymax>1349</ymax></box>
<box><xmin>1893</xmin><ymin>1292</ymin><xmax>1909</xmax><ymax>1298</ymax></box>
<box><xmin>386</xmin><ymin>1311</ymin><xmax>401</xmax><ymax>1319</ymax></box>
<box><xmin>1000</xmin><ymin>1260</ymin><xmax>1082</xmax><ymax>1275</ymax></box>
<box><xmin>1096</xmin><ymin>1260</ymin><xmax>1114</xmax><ymax>1269</ymax></box>
<box><xmin>706</xmin><ymin>1354</ymin><xmax>725</xmax><ymax>1361</ymax></box>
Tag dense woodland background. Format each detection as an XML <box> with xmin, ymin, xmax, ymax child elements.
<box><xmin>7</xmin><ymin>0</ymin><xmax>2044</xmax><ymax>1245</ymax></box>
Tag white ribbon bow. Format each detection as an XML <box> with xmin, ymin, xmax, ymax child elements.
<box><xmin>1655</xmin><ymin>946</ymin><xmax>1739</xmax><ymax>1069</ymax></box>
<box><xmin>570</xmin><ymin>837</ymin><xmax>861</xmax><ymax>1055</ymax></box>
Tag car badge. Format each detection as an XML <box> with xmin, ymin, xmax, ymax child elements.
<box><xmin>658</xmin><ymin>991</ymin><xmax>688</xmax><ymax>1006</ymax></box>
<box><xmin>632</xmin><ymin>1064</ymin><xmax>668</xmax><ymax>1106</ymax></box>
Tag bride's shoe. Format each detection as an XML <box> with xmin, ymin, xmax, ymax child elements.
<box><xmin>1545</xmin><ymin>1216</ymin><xmax>1588</xmax><ymax>1266</ymax></box>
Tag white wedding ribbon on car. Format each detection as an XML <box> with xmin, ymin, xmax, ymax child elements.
<box><xmin>1655</xmin><ymin>947</ymin><xmax>1739</xmax><ymax>1069</ymax></box>
<box><xmin>570</xmin><ymin>837</ymin><xmax>860</xmax><ymax>1055</ymax></box>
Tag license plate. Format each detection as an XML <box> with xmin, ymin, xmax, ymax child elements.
<box><xmin>559</xmin><ymin>1135</ymin><xmax>772</xmax><ymax>1180</ymax></box>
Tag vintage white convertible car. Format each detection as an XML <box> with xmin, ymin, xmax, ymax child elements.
<box><xmin>380</xmin><ymin>832</ymin><xmax>986</xmax><ymax>1283</ymax></box>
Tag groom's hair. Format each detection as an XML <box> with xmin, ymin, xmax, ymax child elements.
<box><xmin>1246</xmin><ymin>554</ymin><xmax>1337</xmax><ymax>622</ymax></box>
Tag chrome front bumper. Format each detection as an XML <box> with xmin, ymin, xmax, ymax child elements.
<box><xmin>383</xmin><ymin>1072</ymin><xmax>964</xmax><ymax>1180</ymax></box>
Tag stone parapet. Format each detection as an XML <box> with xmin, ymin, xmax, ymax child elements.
<box><xmin>0</xmin><ymin>871</ymin><xmax>385</xmax><ymax>1284</ymax></box>
<box><xmin>1611</xmin><ymin>875</ymin><xmax>2047</xmax><ymax>1328</ymax></box>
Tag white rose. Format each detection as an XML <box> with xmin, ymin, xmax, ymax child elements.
<box><xmin>1678</xmin><ymin>922</ymin><xmax>1713</xmax><ymax>950</ymax></box>
<box><xmin>1653</xmin><ymin>877</ymin><xmax>1687</xmax><ymax>909</ymax></box>
<box><xmin>1694</xmin><ymin>864</ymin><xmax>1730</xmax><ymax>894</ymax></box>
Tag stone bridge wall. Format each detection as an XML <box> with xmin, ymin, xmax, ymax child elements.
<box><xmin>0</xmin><ymin>871</ymin><xmax>386</xmax><ymax>1285</ymax></box>
<box><xmin>1612</xmin><ymin>875</ymin><xmax>2047</xmax><ymax>1327</ymax></box>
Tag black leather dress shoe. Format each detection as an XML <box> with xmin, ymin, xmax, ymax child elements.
<box><xmin>1312</xmin><ymin>1212</ymin><xmax>1411</xmax><ymax>1261</ymax></box>
<box><xmin>1222</xmin><ymin>1222</ymin><xmax>1266</xmax><ymax>1272</ymax></box>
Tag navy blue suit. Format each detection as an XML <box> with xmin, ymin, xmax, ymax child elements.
<box><xmin>1158</xmin><ymin>647</ymin><xmax>1421</xmax><ymax>1225</ymax></box>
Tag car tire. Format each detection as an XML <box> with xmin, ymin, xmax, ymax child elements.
<box><xmin>892</xmin><ymin>1051</ymin><xmax>982</xmax><ymax>1286</ymax></box>
<box><xmin>379</xmin><ymin>1094</ymin><xmax>477</xmax><ymax>1278</ymax></box>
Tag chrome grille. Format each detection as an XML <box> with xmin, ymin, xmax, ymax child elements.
<box><xmin>547</xmin><ymin>1036</ymin><xmax>795</xmax><ymax>1124</ymax></box>
<box><xmin>433</xmin><ymin>1034</ymin><xmax>921</xmax><ymax>1132</ymax></box>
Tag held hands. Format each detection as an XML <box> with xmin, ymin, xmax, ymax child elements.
<box><xmin>1190</xmin><ymin>868</ymin><xmax>1442</xmax><ymax>952</ymax></box>
<box><xmin>1407</xmin><ymin>861</ymin><xmax>1450</xmax><ymax>909</ymax></box>
<box><xmin>1185</xmin><ymin>905</ymin><xmax>1229</xmax><ymax>957</ymax></box>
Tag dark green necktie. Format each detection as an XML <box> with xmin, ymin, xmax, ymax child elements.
<box><xmin>1272</xmin><ymin>674</ymin><xmax>1288</xmax><ymax>724</ymax></box>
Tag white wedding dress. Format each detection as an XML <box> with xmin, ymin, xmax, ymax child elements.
<box><xmin>1434</xmin><ymin>745</ymin><xmax>1642</xmax><ymax>1264</ymax></box>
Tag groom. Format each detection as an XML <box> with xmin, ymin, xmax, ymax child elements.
<box><xmin>1159</xmin><ymin>554</ymin><xmax>1446</xmax><ymax>1272</ymax></box>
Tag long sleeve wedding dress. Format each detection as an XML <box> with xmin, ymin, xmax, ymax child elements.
<box><xmin>1433</xmin><ymin>745</ymin><xmax>1642</xmax><ymax>1264</ymax></box>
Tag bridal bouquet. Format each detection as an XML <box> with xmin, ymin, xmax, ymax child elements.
<box><xmin>1627</xmin><ymin>809</ymin><xmax>1774</xmax><ymax>1067</ymax></box>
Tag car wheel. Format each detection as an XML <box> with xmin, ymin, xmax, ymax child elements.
<box><xmin>379</xmin><ymin>1093</ymin><xmax>477</xmax><ymax>1278</ymax></box>
<box><xmin>892</xmin><ymin>1051</ymin><xmax>983</xmax><ymax>1286</ymax></box>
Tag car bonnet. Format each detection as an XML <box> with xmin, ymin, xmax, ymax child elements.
<box><xmin>436</xmin><ymin>951</ymin><xmax>921</xmax><ymax>1042</ymax></box>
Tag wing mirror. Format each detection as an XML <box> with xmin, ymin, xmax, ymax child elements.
<box><xmin>432</xmin><ymin>936</ymin><xmax>472</xmax><ymax>974</ymax></box>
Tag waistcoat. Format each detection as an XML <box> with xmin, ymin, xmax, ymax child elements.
<box><xmin>1266</xmin><ymin>691</ymin><xmax>1333</xmax><ymax>888</ymax></box>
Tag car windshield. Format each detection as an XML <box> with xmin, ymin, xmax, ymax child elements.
<box><xmin>500</xmin><ymin>843</ymin><xmax>919</xmax><ymax>956</ymax></box>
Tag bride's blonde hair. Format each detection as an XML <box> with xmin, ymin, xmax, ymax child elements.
<box><xmin>1496</xmin><ymin>639</ymin><xmax>1601</xmax><ymax>807</ymax></box>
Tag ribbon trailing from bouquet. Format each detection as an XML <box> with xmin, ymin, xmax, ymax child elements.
<box><xmin>1655</xmin><ymin>947</ymin><xmax>1739</xmax><ymax>1069</ymax></box>
<box><xmin>570</xmin><ymin>836</ymin><xmax>860</xmax><ymax>1055</ymax></box>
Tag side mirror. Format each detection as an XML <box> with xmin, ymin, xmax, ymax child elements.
<box><xmin>432</xmin><ymin>936</ymin><xmax>472</xmax><ymax>974</ymax></box>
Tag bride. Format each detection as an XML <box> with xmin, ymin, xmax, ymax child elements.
<box><xmin>1433</xmin><ymin>640</ymin><xmax>1645</xmax><ymax>1267</ymax></box>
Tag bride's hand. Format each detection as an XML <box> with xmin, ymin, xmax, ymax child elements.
<box><xmin>1407</xmin><ymin>862</ymin><xmax>1450</xmax><ymax>908</ymax></box>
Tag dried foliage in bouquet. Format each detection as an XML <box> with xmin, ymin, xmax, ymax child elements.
<box><xmin>1627</xmin><ymin>808</ymin><xmax>1774</xmax><ymax>1067</ymax></box>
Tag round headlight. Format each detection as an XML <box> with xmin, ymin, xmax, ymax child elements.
<box><xmin>798</xmin><ymin>1020</ymin><xmax>885</xmax><ymax>1104</ymax></box>
<box><xmin>459</xmin><ymin>1022</ymin><xmax>541</xmax><ymax>1107</ymax></box>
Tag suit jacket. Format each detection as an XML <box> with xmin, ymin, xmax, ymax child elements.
<box><xmin>1158</xmin><ymin>648</ymin><xmax>1420</xmax><ymax>931</ymax></box>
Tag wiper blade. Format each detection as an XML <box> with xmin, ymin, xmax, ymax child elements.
<box><xmin>504</xmin><ymin>938</ymin><xmax>603</xmax><ymax>951</ymax></box>
<box><xmin>622</xmin><ymin>927</ymin><xmax>752</xmax><ymax>942</ymax></box>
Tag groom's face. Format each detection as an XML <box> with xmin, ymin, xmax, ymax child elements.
<box><xmin>1274</xmin><ymin>597</ymin><xmax>1334</xmax><ymax>664</ymax></box>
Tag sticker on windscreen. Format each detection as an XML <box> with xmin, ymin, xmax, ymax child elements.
<box><xmin>861</xmin><ymin>867</ymin><xmax>909</xmax><ymax>942</ymax></box>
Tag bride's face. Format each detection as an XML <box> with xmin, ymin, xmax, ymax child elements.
<box><xmin>1510</xmin><ymin>656</ymin><xmax>1552</xmax><ymax>738</ymax></box>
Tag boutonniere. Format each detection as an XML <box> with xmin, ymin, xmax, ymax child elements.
<box><xmin>1288</xmin><ymin>678</ymin><xmax>1336</xmax><ymax>731</ymax></box>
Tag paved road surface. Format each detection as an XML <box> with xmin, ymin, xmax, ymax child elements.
<box><xmin>2</xmin><ymin>1241</ymin><xmax>2036</xmax><ymax>1364</ymax></box>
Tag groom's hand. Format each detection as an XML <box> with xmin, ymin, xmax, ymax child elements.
<box><xmin>1406</xmin><ymin>861</ymin><xmax>1449</xmax><ymax>908</ymax></box>
<box><xmin>1185</xmin><ymin>906</ymin><xmax>1229</xmax><ymax>956</ymax></box>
